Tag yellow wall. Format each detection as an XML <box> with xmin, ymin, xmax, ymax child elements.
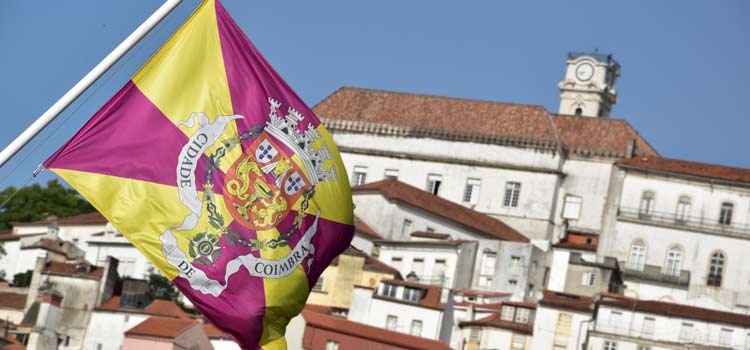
<box><xmin>307</xmin><ymin>254</ymin><xmax>395</xmax><ymax>309</ymax></box>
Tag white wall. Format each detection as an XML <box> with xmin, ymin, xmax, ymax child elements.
<box><xmin>83</xmin><ymin>311</ymin><xmax>149</xmax><ymax>350</ymax></box>
<box><xmin>365</xmin><ymin>296</ymin><xmax>443</xmax><ymax>340</ymax></box>
<box><xmin>376</xmin><ymin>244</ymin><xmax>458</xmax><ymax>288</ymax></box>
<box><xmin>85</xmin><ymin>238</ymin><xmax>153</xmax><ymax>279</ymax></box>
<box><xmin>593</xmin><ymin>304</ymin><xmax>750</xmax><ymax>349</ymax></box>
<box><xmin>530</xmin><ymin>306</ymin><xmax>591</xmax><ymax>350</ymax></box>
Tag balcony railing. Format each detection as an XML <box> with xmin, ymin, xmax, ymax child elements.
<box><xmin>618</xmin><ymin>207</ymin><xmax>750</xmax><ymax>238</ymax></box>
<box><xmin>592</xmin><ymin>322</ymin><xmax>724</xmax><ymax>348</ymax></box>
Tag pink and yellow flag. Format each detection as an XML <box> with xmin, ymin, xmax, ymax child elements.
<box><xmin>43</xmin><ymin>1</ymin><xmax>353</xmax><ymax>348</ymax></box>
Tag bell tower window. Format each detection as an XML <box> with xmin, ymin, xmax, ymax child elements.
<box><xmin>574</xmin><ymin>108</ymin><xmax>583</xmax><ymax>116</ymax></box>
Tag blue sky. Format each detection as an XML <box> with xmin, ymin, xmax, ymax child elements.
<box><xmin>0</xmin><ymin>1</ymin><xmax>748</xmax><ymax>189</ymax></box>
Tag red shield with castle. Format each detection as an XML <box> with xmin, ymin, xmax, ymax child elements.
<box><xmin>223</xmin><ymin>133</ymin><xmax>311</xmax><ymax>231</ymax></box>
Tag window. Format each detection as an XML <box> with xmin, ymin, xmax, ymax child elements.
<box><xmin>469</xmin><ymin>328</ymin><xmax>481</xmax><ymax>345</ymax></box>
<box><xmin>384</xmin><ymin>169</ymin><xmax>399</xmax><ymax>180</ymax></box>
<box><xmin>478</xmin><ymin>276</ymin><xmax>493</xmax><ymax>288</ymax></box>
<box><xmin>628</xmin><ymin>240</ymin><xmax>647</xmax><ymax>271</ymax></box>
<box><xmin>463</xmin><ymin>178</ymin><xmax>481</xmax><ymax>204</ymax></box>
<box><xmin>510</xmin><ymin>256</ymin><xmax>522</xmax><ymax>269</ymax></box>
<box><xmin>390</xmin><ymin>257</ymin><xmax>403</xmax><ymax>273</ymax></box>
<box><xmin>426</xmin><ymin>174</ymin><xmax>442</xmax><ymax>195</ymax></box>
<box><xmin>679</xmin><ymin>323</ymin><xmax>693</xmax><ymax>341</ymax></box>
<box><xmin>325</xmin><ymin>340</ymin><xmax>340</xmax><ymax>350</ymax></box>
<box><xmin>745</xmin><ymin>332</ymin><xmax>750</xmax><ymax>349</ymax></box>
<box><xmin>554</xmin><ymin>313</ymin><xmax>572</xmax><ymax>346</ymax></box>
<box><xmin>433</xmin><ymin>259</ymin><xmax>448</xmax><ymax>284</ymax></box>
<box><xmin>410</xmin><ymin>320</ymin><xmax>423</xmax><ymax>336</ymax></box>
<box><xmin>401</xmin><ymin>219</ymin><xmax>412</xmax><ymax>236</ymax></box>
<box><xmin>515</xmin><ymin>308</ymin><xmax>530</xmax><ymax>323</ymax></box>
<box><xmin>352</xmin><ymin>166</ymin><xmax>367</xmax><ymax>186</ymax></box>
<box><xmin>481</xmin><ymin>252</ymin><xmax>497</xmax><ymax>276</ymax></box>
<box><xmin>720</xmin><ymin>202</ymin><xmax>734</xmax><ymax>225</ymax></box>
<box><xmin>313</xmin><ymin>276</ymin><xmax>325</xmax><ymax>291</ymax></box>
<box><xmin>675</xmin><ymin>196</ymin><xmax>691</xmax><ymax>224</ymax></box>
<box><xmin>637</xmin><ymin>347</ymin><xmax>651</xmax><ymax>350</ymax></box>
<box><xmin>639</xmin><ymin>191</ymin><xmax>654</xmax><ymax>218</ymax></box>
<box><xmin>609</xmin><ymin>311</ymin><xmax>622</xmax><ymax>327</ymax></box>
<box><xmin>508</xmin><ymin>279</ymin><xmax>518</xmax><ymax>288</ymax></box>
<box><xmin>562</xmin><ymin>195</ymin><xmax>582</xmax><ymax>220</ymax></box>
<box><xmin>582</xmin><ymin>272</ymin><xmax>596</xmax><ymax>286</ymax></box>
<box><xmin>707</xmin><ymin>251</ymin><xmax>725</xmax><ymax>287</ymax></box>
<box><xmin>501</xmin><ymin>305</ymin><xmax>515</xmax><ymax>321</ymax></box>
<box><xmin>603</xmin><ymin>341</ymin><xmax>617</xmax><ymax>350</ymax></box>
<box><xmin>412</xmin><ymin>258</ymin><xmax>425</xmax><ymax>278</ymax></box>
<box><xmin>403</xmin><ymin>287</ymin><xmax>422</xmax><ymax>302</ymax></box>
<box><xmin>386</xmin><ymin>315</ymin><xmax>398</xmax><ymax>330</ymax></box>
<box><xmin>425</xmin><ymin>227</ymin><xmax>435</xmax><ymax>232</ymax></box>
<box><xmin>720</xmin><ymin>328</ymin><xmax>733</xmax><ymax>346</ymax></box>
<box><xmin>381</xmin><ymin>283</ymin><xmax>397</xmax><ymax>298</ymax></box>
<box><xmin>642</xmin><ymin>316</ymin><xmax>655</xmax><ymax>336</ymax></box>
<box><xmin>665</xmin><ymin>245</ymin><xmax>683</xmax><ymax>277</ymax></box>
<box><xmin>574</xmin><ymin>107</ymin><xmax>583</xmax><ymax>116</ymax></box>
<box><xmin>511</xmin><ymin>334</ymin><xmax>526</xmax><ymax>350</ymax></box>
<box><xmin>504</xmin><ymin>182</ymin><xmax>521</xmax><ymax>207</ymax></box>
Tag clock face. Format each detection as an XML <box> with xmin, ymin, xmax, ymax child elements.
<box><xmin>575</xmin><ymin>63</ymin><xmax>595</xmax><ymax>81</ymax></box>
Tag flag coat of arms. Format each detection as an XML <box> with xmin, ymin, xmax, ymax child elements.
<box><xmin>43</xmin><ymin>1</ymin><xmax>354</xmax><ymax>348</ymax></box>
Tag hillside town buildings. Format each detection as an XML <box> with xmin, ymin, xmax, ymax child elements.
<box><xmin>0</xmin><ymin>52</ymin><xmax>749</xmax><ymax>349</ymax></box>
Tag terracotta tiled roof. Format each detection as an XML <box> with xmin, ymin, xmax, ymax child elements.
<box><xmin>96</xmin><ymin>296</ymin><xmax>190</xmax><ymax>320</ymax></box>
<box><xmin>302</xmin><ymin>308</ymin><xmax>451</xmax><ymax>350</ymax></box>
<box><xmin>314</xmin><ymin>87</ymin><xmax>657</xmax><ymax>158</ymax></box>
<box><xmin>454</xmin><ymin>289</ymin><xmax>511</xmax><ymax>299</ymax></box>
<box><xmin>43</xmin><ymin>261</ymin><xmax>103</xmax><ymax>279</ymax></box>
<box><xmin>125</xmin><ymin>316</ymin><xmax>197</xmax><ymax>339</ymax></box>
<box><xmin>0</xmin><ymin>232</ymin><xmax>44</xmax><ymax>242</ymax></box>
<box><xmin>378</xmin><ymin>279</ymin><xmax>444</xmax><ymax>310</ymax></box>
<box><xmin>599</xmin><ymin>295</ymin><xmax>750</xmax><ymax>328</ymax></box>
<box><xmin>453</xmin><ymin>302</ymin><xmax>504</xmax><ymax>311</ymax></box>
<box><xmin>459</xmin><ymin>312</ymin><xmax>534</xmax><ymax>335</ymax></box>
<box><xmin>616</xmin><ymin>156</ymin><xmax>750</xmax><ymax>184</ymax></box>
<box><xmin>502</xmin><ymin>301</ymin><xmax>538</xmax><ymax>309</ymax></box>
<box><xmin>354</xmin><ymin>215</ymin><xmax>382</xmax><ymax>240</ymax></box>
<box><xmin>11</xmin><ymin>212</ymin><xmax>107</xmax><ymax>226</ymax></box>
<box><xmin>410</xmin><ymin>231</ymin><xmax>451</xmax><ymax>239</ymax></box>
<box><xmin>353</xmin><ymin>180</ymin><xmax>528</xmax><ymax>242</ymax></box>
<box><xmin>203</xmin><ymin>323</ymin><xmax>232</xmax><ymax>339</ymax></box>
<box><xmin>539</xmin><ymin>290</ymin><xmax>594</xmax><ymax>313</ymax></box>
<box><xmin>0</xmin><ymin>292</ymin><xmax>27</xmax><ymax>310</ymax></box>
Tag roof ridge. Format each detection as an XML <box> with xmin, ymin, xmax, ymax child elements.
<box><xmin>335</xmin><ymin>86</ymin><xmax>551</xmax><ymax>110</ymax></box>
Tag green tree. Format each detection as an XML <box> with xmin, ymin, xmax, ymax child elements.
<box><xmin>12</xmin><ymin>270</ymin><xmax>33</xmax><ymax>287</ymax></box>
<box><xmin>0</xmin><ymin>179</ymin><xmax>94</xmax><ymax>230</ymax></box>
<box><xmin>148</xmin><ymin>273</ymin><xmax>180</xmax><ymax>301</ymax></box>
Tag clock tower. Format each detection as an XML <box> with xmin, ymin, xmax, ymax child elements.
<box><xmin>558</xmin><ymin>52</ymin><xmax>620</xmax><ymax>118</ymax></box>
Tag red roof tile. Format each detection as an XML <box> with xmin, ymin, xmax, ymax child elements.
<box><xmin>125</xmin><ymin>317</ymin><xmax>197</xmax><ymax>339</ymax></box>
<box><xmin>454</xmin><ymin>289</ymin><xmax>511</xmax><ymax>299</ymax></box>
<box><xmin>539</xmin><ymin>290</ymin><xmax>594</xmax><ymax>313</ymax></box>
<box><xmin>616</xmin><ymin>156</ymin><xmax>750</xmax><ymax>184</ymax></box>
<box><xmin>353</xmin><ymin>180</ymin><xmax>528</xmax><ymax>242</ymax></box>
<box><xmin>96</xmin><ymin>296</ymin><xmax>190</xmax><ymax>320</ymax></box>
<box><xmin>0</xmin><ymin>334</ymin><xmax>26</xmax><ymax>350</ymax></box>
<box><xmin>459</xmin><ymin>312</ymin><xmax>534</xmax><ymax>335</ymax></box>
<box><xmin>0</xmin><ymin>232</ymin><xmax>44</xmax><ymax>242</ymax></box>
<box><xmin>0</xmin><ymin>292</ymin><xmax>27</xmax><ymax>310</ymax></box>
<box><xmin>314</xmin><ymin>87</ymin><xmax>657</xmax><ymax>158</ymax></box>
<box><xmin>43</xmin><ymin>261</ymin><xmax>103</xmax><ymax>279</ymax></box>
<box><xmin>302</xmin><ymin>308</ymin><xmax>451</xmax><ymax>350</ymax></box>
<box><xmin>354</xmin><ymin>215</ymin><xmax>382</xmax><ymax>240</ymax></box>
<box><xmin>11</xmin><ymin>212</ymin><xmax>107</xmax><ymax>226</ymax></box>
<box><xmin>599</xmin><ymin>295</ymin><xmax>750</xmax><ymax>328</ymax></box>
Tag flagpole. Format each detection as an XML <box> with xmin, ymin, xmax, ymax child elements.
<box><xmin>0</xmin><ymin>0</ymin><xmax>183</xmax><ymax>169</ymax></box>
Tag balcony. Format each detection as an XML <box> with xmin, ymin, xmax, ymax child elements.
<box><xmin>618</xmin><ymin>207</ymin><xmax>750</xmax><ymax>239</ymax></box>
<box><xmin>592</xmin><ymin>322</ymin><xmax>726</xmax><ymax>349</ymax></box>
<box><xmin>622</xmin><ymin>264</ymin><xmax>690</xmax><ymax>287</ymax></box>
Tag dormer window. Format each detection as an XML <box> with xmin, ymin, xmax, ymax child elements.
<box><xmin>403</xmin><ymin>287</ymin><xmax>422</xmax><ymax>302</ymax></box>
<box><xmin>381</xmin><ymin>283</ymin><xmax>397</xmax><ymax>298</ymax></box>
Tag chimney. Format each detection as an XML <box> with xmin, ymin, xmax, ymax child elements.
<box><xmin>119</xmin><ymin>278</ymin><xmax>153</xmax><ymax>309</ymax></box>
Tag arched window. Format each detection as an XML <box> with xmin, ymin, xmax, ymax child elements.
<box><xmin>719</xmin><ymin>202</ymin><xmax>733</xmax><ymax>226</ymax></box>
<box><xmin>628</xmin><ymin>240</ymin><xmax>647</xmax><ymax>271</ymax></box>
<box><xmin>664</xmin><ymin>245</ymin><xmax>683</xmax><ymax>277</ymax></box>
<box><xmin>675</xmin><ymin>196</ymin><xmax>691</xmax><ymax>224</ymax></box>
<box><xmin>707</xmin><ymin>252</ymin><xmax>725</xmax><ymax>287</ymax></box>
<box><xmin>639</xmin><ymin>191</ymin><xmax>655</xmax><ymax>218</ymax></box>
<box><xmin>574</xmin><ymin>107</ymin><xmax>583</xmax><ymax>116</ymax></box>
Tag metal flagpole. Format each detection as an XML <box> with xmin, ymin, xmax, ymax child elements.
<box><xmin>0</xmin><ymin>0</ymin><xmax>183</xmax><ymax>169</ymax></box>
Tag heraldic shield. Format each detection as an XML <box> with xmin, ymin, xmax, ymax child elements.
<box><xmin>42</xmin><ymin>1</ymin><xmax>355</xmax><ymax>348</ymax></box>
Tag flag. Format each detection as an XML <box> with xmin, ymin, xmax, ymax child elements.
<box><xmin>43</xmin><ymin>1</ymin><xmax>354</xmax><ymax>348</ymax></box>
